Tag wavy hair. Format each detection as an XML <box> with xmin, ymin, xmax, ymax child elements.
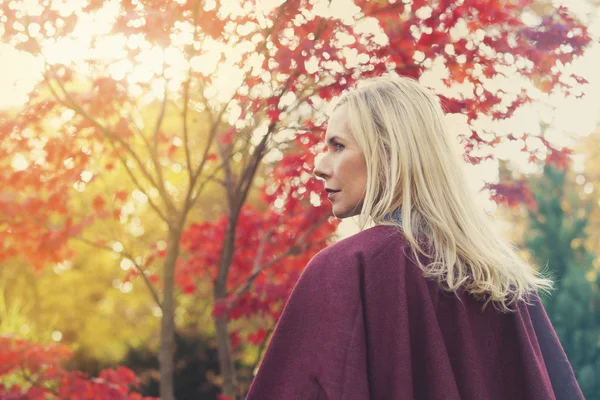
<box><xmin>334</xmin><ymin>75</ymin><xmax>552</xmax><ymax>312</ymax></box>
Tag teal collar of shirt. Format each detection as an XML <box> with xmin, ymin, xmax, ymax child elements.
<box><xmin>382</xmin><ymin>207</ymin><xmax>403</xmax><ymax>226</ymax></box>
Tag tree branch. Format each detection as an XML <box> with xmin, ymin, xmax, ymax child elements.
<box><xmin>227</xmin><ymin>212</ymin><xmax>330</xmax><ymax>301</ymax></box>
<box><xmin>182</xmin><ymin>0</ymin><xmax>203</xmax><ymax>184</ymax></box>
<box><xmin>149</xmin><ymin>64</ymin><xmax>176</xmax><ymax>214</ymax></box>
<box><xmin>235</xmin><ymin>125</ymin><xmax>273</xmax><ymax>211</ymax></box>
<box><xmin>253</xmin><ymin>227</ymin><xmax>273</xmax><ymax>274</ymax></box>
<box><xmin>250</xmin><ymin>323</ymin><xmax>276</xmax><ymax>376</ymax></box>
<box><xmin>74</xmin><ymin>236</ymin><xmax>163</xmax><ymax>308</ymax></box>
<box><xmin>105</xmin><ymin>139</ymin><xmax>171</xmax><ymax>224</ymax></box>
<box><xmin>183</xmin><ymin>0</ymin><xmax>291</xmax><ymax>218</ymax></box>
<box><xmin>154</xmin><ymin>63</ymin><xmax>168</xmax><ymax>152</ymax></box>
<box><xmin>125</xmin><ymin>108</ymin><xmax>177</xmax><ymax>218</ymax></box>
<box><xmin>46</xmin><ymin>73</ymin><xmax>176</xmax><ymax>222</ymax></box>
<box><xmin>186</xmin><ymin>154</ymin><xmax>234</xmax><ymax>208</ymax></box>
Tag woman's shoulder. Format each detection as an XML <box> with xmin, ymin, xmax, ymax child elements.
<box><xmin>306</xmin><ymin>225</ymin><xmax>409</xmax><ymax>278</ymax></box>
<box><xmin>330</xmin><ymin>224</ymin><xmax>406</xmax><ymax>256</ymax></box>
<box><xmin>292</xmin><ymin>225</ymin><xmax>410</xmax><ymax>310</ymax></box>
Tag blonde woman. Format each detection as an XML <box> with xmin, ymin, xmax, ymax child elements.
<box><xmin>245</xmin><ymin>76</ymin><xmax>582</xmax><ymax>400</ymax></box>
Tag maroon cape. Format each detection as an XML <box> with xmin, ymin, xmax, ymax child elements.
<box><xmin>245</xmin><ymin>225</ymin><xmax>583</xmax><ymax>400</ymax></box>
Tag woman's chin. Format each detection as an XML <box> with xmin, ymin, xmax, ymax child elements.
<box><xmin>332</xmin><ymin>205</ymin><xmax>348</xmax><ymax>219</ymax></box>
<box><xmin>332</xmin><ymin>205</ymin><xmax>360</xmax><ymax>219</ymax></box>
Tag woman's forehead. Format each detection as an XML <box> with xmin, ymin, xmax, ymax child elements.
<box><xmin>325</xmin><ymin>107</ymin><xmax>350</xmax><ymax>141</ymax></box>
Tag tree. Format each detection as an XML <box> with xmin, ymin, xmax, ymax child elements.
<box><xmin>0</xmin><ymin>335</ymin><xmax>156</xmax><ymax>400</ymax></box>
<box><xmin>0</xmin><ymin>0</ymin><xmax>592</xmax><ymax>398</ymax></box>
<box><xmin>521</xmin><ymin>165</ymin><xmax>600</xmax><ymax>399</ymax></box>
<box><xmin>575</xmin><ymin>127</ymin><xmax>600</xmax><ymax>272</ymax></box>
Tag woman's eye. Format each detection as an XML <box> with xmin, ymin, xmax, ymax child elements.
<box><xmin>333</xmin><ymin>142</ymin><xmax>345</xmax><ymax>151</ymax></box>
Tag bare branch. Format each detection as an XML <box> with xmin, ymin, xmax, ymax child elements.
<box><xmin>106</xmin><ymin>139</ymin><xmax>171</xmax><ymax>224</ymax></box>
<box><xmin>253</xmin><ymin>227</ymin><xmax>273</xmax><ymax>274</ymax></box>
<box><xmin>49</xmin><ymin>76</ymin><xmax>157</xmax><ymax>186</ymax></box>
<box><xmin>232</xmin><ymin>63</ymin><xmax>305</xmax><ymax>212</ymax></box>
<box><xmin>149</xmin><ymin>67</ymin><xmax>175</xmax><ymax>213</ymax></box>
<box><xmin>182</xmin><ymin>106</ymin><xmax>222</xmax><ymax>216</ymax></box>
<box><xmin>74</xmin><ymin>236</ymin><xmax>163</xmax><ymax>308</ymax></box>
<box><xmin>46</xmin><ymin>72</ymin><xmax>176</xmax><ymax>221</ymax></box>
<box><xmin>183</xmin><ymin>1</ymin><xmax>291</xmax><ymax>218</ymax></box>
<box><xmin>250</xmin><ymin>323</ymin><xmax>276</xmax><ymax>376</ymax></box>
<box><xmin>154</xmin><ymin>64</ymin><xmax>168</xmax><ymax>151</ymax></box>
<box><xmin>182</xmin><ymin>0</ymin><xmax>203</xmax><ymax>184</ymax></box>
<box><xmin>235</xmin><ymin>126</ymin><xmax>273</xmax><ymax>211</ymax></box>
<box><xmin>46</xmin><ymin>79</ymin><xmax>169</xmax><ymax>224</ymax></box>
<box><xmin>186</xmin><ymin>154</ymin><xmax>233</xmax><ymax>209</ymax></box>
<box><xmin>182</xmin><ymin>123</ymin><xmax>250</xmax><ymax>215</ymax></box>
<box><xmin>125</xmin><ymin>109</ymin><xmax>177</xmax><ymax>217</ymax></box>
<box><xmin>227</xmin><ymin>212</ymin><xmax>331</xmax><ymax>302</ymax></box>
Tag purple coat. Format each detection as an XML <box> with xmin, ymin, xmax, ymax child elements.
<box><xmin>245</xmin><ymin>225</ymin><xmax>583</xmax><ymax>399</ymax></box>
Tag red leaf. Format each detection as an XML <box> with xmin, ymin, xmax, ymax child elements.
<box><xmin>229</xmin><ymin>331</ymin><xmax>241</xmax><ymax>349</ymax></box>
<box><xmin>247</xmin><ymin>328</ymin><xmax>267</xmax><ymax>345</ymax></box>
<box><xmin>92</xmin><ymin>196</ymin><xmax>106</xmax><ymax>212</ymax></box>
<box><xmin>114</xmin><ymin>191</ymin><xmax>128</xmax><ymax>202</ymax></box>
<box><xmin>207</xmin><ymin>153</ymin><xmax>218</xmax><ymax>162</ymax></box>
<box><xmin>183</xmin><ymin>283</ymin><xmax>196</xmax><ymax>294</ymax></box>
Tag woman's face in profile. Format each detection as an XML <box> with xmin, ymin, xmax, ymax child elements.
<box><xmin>313</xmin><ymin>105</ymin><xmax>367</xmax><ymax>219</ymax></box>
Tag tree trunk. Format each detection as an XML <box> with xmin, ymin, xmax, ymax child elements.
<box><xmin>159</xmin><ymin>228</ymin><xmax>182</xmax><ymax>400</ymax></box>
<box><xmin>215</xmin><ymin>312</ymin><xmax>238</xmax><ymax>398</ymax></box>
<box><xmin>214</xmin><ymin>220</ymin><xmax>239</xmax><ymax>399</ymax></box>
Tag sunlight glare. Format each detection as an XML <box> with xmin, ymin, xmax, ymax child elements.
<box><xmin>0</xmin><ymin>44</ymin><xmax>42</xmax><ymax>108</ymax></box>
<box><xmin>120</xmin><ymin>258</ymin><xmax>134</xmax><ymax>271</ymax></box>
<box><xmin>10</xmin><ymin>154</ymin><xmax>29</xmax><ymax>171</ymax></box>
<box><xmin>150</xmin><ymin>78</ymin><xmax>167</xmax><ymax>100</ymax></box>
<box><xmin>171</xmin><ymin>163</ymin><xmax>182</xmax><ymax>173</ymax></box>
<box><xmin>73</xmin><ymin>181</ymin><xmax>86</xmax><ymax>192</ymax></box>
<box><xmin>120</xmin><ymin>281</ymin><xmax>133</xmax><ymax>293</ymax></box>
<box><xmin>80</xmin><ymin>170</ymin><xmax>93</xmax><ymax>182</ymax></box>
<box><xmin>132</xmin><ymin>189</ymin><xmax>149</xmax><ymax>204</ymax></box>
<box><xmin>584</xmin><ymin>183</ymin><xmax>594</xmax><ymax>195</ymax></box>
<box><xmin>109</xmin><ymin>59</ymin><xmax>133</xmax><ymax>81</ymax></box>
<box><xmin>148</xmin><ymin>188</ymin><xmax>159</xmax><ymax>198</ymax></box>
<box><xmin>190</xmin><ymin>42</ymin><xmax>221</xmax><ymax>76</ymax></box>
<box><xmin>90</xmin><ymin>35</ymin><xmax>128</xmax><ymax>60</ymax></box>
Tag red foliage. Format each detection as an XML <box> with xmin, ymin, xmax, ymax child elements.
<box><xmin>0</xmin><ymin>0</ymin><xmax>590</xmax><ymax>271</ymax></box>
<box><xmin>247</xmin><ymin>329</ymin><xmax>267</xmax><ymax>346</ymax></box>
<box><xmin>0</xmin><ymin>102</ymin><xmax>91</xmax><ymax>269</ymax></box>
<box><xmin>484</xmin><ymin>181</ymin><xmax>537</xmax><ymax>210</ymax></box>
<box><xmin>179</xmin><ymin>127</ymin><xmax>337</xmax><ymax>351</ymax></box>
<box><xmin>0</xmin><ymin>336</ymin><xmax>155</xmax><ymax>400</ymax></box>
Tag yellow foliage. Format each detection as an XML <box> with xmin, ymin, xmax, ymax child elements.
<box><xmin>585</xmin><ymin>270</ymin><xmax>597</xmax><ymax>283</ymax></box>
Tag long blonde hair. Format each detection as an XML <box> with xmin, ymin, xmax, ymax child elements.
<box><xmin>335</xmin><ymin>75</ymin><xmax>552</xmax><ymax>312</ymax></box>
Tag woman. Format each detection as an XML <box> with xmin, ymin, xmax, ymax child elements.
<box><xmin>245</xmin><ymin>76</ymin><xmax>582</xmax><ymax>399</ymax></box>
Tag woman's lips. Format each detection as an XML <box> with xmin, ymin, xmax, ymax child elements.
<box><xmin>327</xmin><ymin>190</ymin><xmax>340</xmax><ymax>199</ymax></box>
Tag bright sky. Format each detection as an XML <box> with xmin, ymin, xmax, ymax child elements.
<box><xmin>1</xmin><ymin>0</ymin><xmax>599</xmax><ymax>238</ymax></box>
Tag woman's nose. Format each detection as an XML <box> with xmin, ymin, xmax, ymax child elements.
<box><xmin>313</xmin><ymin>156</ymin><xmax>329</xmax><ymax>181</ymax></box>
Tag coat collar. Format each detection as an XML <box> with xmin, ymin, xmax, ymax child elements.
<box><xmin>383</xmin><ymin>207</ymin><xmax>403</xmax><ymax>226</ymax></box>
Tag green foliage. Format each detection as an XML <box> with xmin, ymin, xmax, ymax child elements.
<box><xmin>525</xmin><ymin>165</ymin><xmax>600</xmax><ymax>398</ymax></box>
